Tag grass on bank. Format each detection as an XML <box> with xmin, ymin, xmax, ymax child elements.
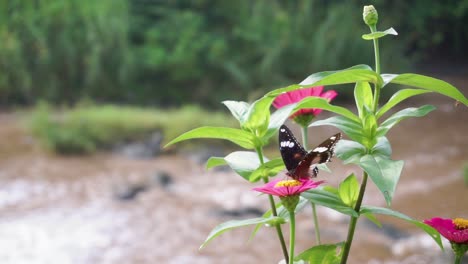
<box><xmin>28</xmin><ymin>103</ymin><xmax>237</xmax><ymax>154</ymax></box>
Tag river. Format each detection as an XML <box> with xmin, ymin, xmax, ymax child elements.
<box><xmin>0</xmin><ymin>73</ymin><xmax>466</xmax><ymax>264</ymax></box>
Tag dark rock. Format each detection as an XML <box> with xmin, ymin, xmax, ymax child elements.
<box><xmin>114</xmin><ymin>183</ymin><xmax>148</xmax><ymax>201</ymax></box>
<box><xmin>113</xmin><ymin>170</ymin><xmax>173</xmax><ymax>201</ymax></box>
<box><xmin>152</xmin><ymin>170</ymin><xmax>173</xmax><ymax>189</ymax></box>
<box><xmin>114</xmin><ymin>131</ymin><xmax>163</xmax><ymax>159</ymax></box>
<box><xmin>363</xmin><ymin>219</ymin><xmax>410</xmax><ymax>240</ymax></box>
<box><xmin>212</xmin><ymin>206</ymin><xmax>264</xmax><ymax>218</ymax></box>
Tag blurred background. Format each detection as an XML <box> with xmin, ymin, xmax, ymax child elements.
<box><xmin>0</xmin><ymin>0</ymin><xmax>467</xmax><ymax>263</ymax></box>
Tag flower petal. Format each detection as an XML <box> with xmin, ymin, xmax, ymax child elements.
<box><xmin>424</xmin><ymin>217</ymin><xmax>468</xmax><ymax>244</ymax></box>
<box><xmin>321</xmin><ymin>90</ymin><xmax>338</xmax><ymax>101</ymax></box>
<box><xmin>253</xmin><ymin>178</ymin><xmax>323</xmax><ymax>197</ymax></box>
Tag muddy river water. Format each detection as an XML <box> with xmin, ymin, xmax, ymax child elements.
<box><xmin>0</xmin><ymin>75</ymin><xmax>467</xmax><ymax>264</ymax></box>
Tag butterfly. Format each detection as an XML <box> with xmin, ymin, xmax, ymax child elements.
<box><xmin>279</xmin><ymin>125</ymin><xmax>341</xmax><ymax>180</ymax></box>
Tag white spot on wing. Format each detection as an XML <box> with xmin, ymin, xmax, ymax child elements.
<box><xmin>288</xmin><ymin>142</ymin><xmax>295</xmax><ymax>148</ymax></box>
<box><xmin>313</xmin><ymin>146</ymin><xmax>328</xmax><ymax>153</ymax></box>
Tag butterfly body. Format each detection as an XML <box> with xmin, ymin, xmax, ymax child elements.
<box><xmin>279</xmin><ymin>125</ymin><xmax>341</xmax><ymax>180</ymax></box>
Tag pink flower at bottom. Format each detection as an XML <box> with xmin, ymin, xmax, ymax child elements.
<box><xmin>273</xmin><ymin>86</ymin><xmax>337</xmax><ymax>119</ymax></box>
<box><xmin>253</xmin><ymin>178</ymin><xmax>324</xmax><ymax>197</ymax></box>
<box><xmin>424</xmin><ymin>217</ymin><xmax>468</xmax><ymax>244</ymax></box>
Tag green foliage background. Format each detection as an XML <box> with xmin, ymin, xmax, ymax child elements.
<box><xmin>1</xmin><ymin>0</ymin><xmax>466</xmax><ymax>107</ymax></box>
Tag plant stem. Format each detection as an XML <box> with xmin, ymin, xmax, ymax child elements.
<box><xmin>300</xmin><ymin>125</ymin><xmax>322</xmax><ymax>245</ymax></box>
<box><xmin>288</xmin><ymin>210</ymin><xmax>296</xmax><ymax>264</ymax></box>
<box><xmin>340</xmin><ymin>172</ymin><xmax>369</xmax><ymax>264</ymax></box>
<box><xmin>256</xmin><ymin>147</ymin><xmax>289</xmax><ymax>263</ymax></box>
<box><xmin>454</xmin><ymin>254</ymin><xmax>461</xmax><ymax>264</ymax></box>
<box><xmin>311</xmin><ymin>203</ymin><xmax>321</xmax><ymax>244</ymax></box>
<box><xmin>370</xmin><ymin>24</ymin><xmax>382</xmax><ymax>113</ymax></box>
<box><xmin>301</xmin><ymin>125</ymin><xmax>309</xmax><ymax>148</ymax></box>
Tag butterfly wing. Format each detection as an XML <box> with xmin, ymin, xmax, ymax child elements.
<box><xmin>278</xmin><ymin>125</ymin><xmax>307</xmax><ymax>174</ymax></box>
<box><xmin>294</xmin><ymin>133</ymin><xmax>342</xmax><ymax>179</ymax></box>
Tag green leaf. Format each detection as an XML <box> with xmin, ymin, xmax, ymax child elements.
<box><xmin>382</xmin><ymin>73</ymin><xmax>468</xmax><ymax>105</ymax></box>
<box><xmin>294</xmin><ymin>97</ymin><xmax>360</xmax><ymax>122</ymax></box>
<box><xmin>310</xmin><ymin>116</ymin><xmax>365</xmax><ymax>143</ymax></box>
<box><xmin>222</xmin><ymin>100</ymin><xmax>250</xmax><ymax>125</ymax></box>
<box><xmin>249</xmin><ymin>158</ymin><xmax>285</xmax><ymax>182</ymax></box>
<box><xmin>265</xmin><ymin>84</ymin><xmax>301</xmax><ymax>100</ymax></box>
<box><xmin>200</xmin><ymin>216</ymin><xmax>285</xmax><ymax>249</ymax></box>
<box><xmin>377</xmin><ymin>105</ymin><xmax>436</xmax><ymax>137</ymax></box>
<box><xmin>360</xmin><ymin>206</ymin><xmax>443</xmax><ymax>249</ymax></box>
<box><xmin>354</xmin><ymin>82</ymin><xmax>374</xmax><ymax>119</ymax></box>
<box><xmin>263</xmin><ymin>103</ymin><xmax>298</xmax><ymax>142</ymax></box>
<box><xmin>376</xmin><ymin>89</ymin><xmax>433</xmax><ymax>119</ymax></box>
<box><xmin>323</xmin><ymin>185</ymin><xmax>339</xmax><ymax>196</ymax></box>
<box><xmin>339</xmin><ymin>174</ymin><xmax>360</xmax><ymax>207</ymax></box>
<box><xmin>296</xmin><ymin>243</ymin><xmax>344</xmax><ymax>264</ymax></box>
<box><xmin>301</xmin><ymin>189</ymin><xmax>358</xmax><ymax>217</ymax></box>
<box><xmin>206</xmin><ymin>157</ymin><xmax>227</xmax><ymax>169</ymax></box>
<box><xmin>335</xmin><ymin>140</ymin><xmax>366</xmax><ymax>164</ymax></box>
<box><xmin>220</xmin><ymin>151</ymin><xmax>264</xmax><ymax>180</ymax></box>
<box><xmin>362</xmin><ymin>110</ymin><xmax>377</xmax><ymax>142</ymax></box>
<box><xmin>362</xmin><ymin>212</ymin><xmax>382</xmax><ymax>228</ymax></box>
<box><xmin>299</xmin><ymin>65</ymin><xmax>383</xmax><ymax>88</ymax></box>
<box><xmin>266</xmin><ymin>65</ymin><xmax>383</xmax><ymax>97</ymax></box>
<box><xmin>371</xmin><ymin>136</ymin><xmax>392</xmax><ymax>157</ymax></box>
<box><xmin>362</xmin><ymin>27</ymin><xmax>398</xmax><ymax>40</ymax></box>
<box><xmin>165</xmin><ymin>126</ymin><xmax>256</xmax><ymax>149</ymax></box>
<box><xmin>359</xmin><ymin>155</ymin><xmax>404</xmax><ymax>206</ymax></box>
<box><xmin>208</xmin><ymin>152</ymin><xmax>282</xmax><ymax>182</ymax></box>
<box><xmin>278</xmin><ymin>260</ymin><xmax>306</xmax><ymax>264</ymax></box>
<box><xmin>243</xmin><ymin>96</ymin><xmax>275</xmax><ymax>136</ymax></box>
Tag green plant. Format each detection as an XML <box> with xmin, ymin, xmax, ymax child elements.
<box><xmin>166</xmin><ymin>5</ymin><xmax>468</xmax><ymax>264</ymax></box>
<box><xmin>0</xmin><ymin>0</ymin><xmax>130</xmax><ymax>104</ymax></box>
<box><xmin>28</xmin><ymin>103</ymin><xmax>236</xmax><ymax>154</ymax></box>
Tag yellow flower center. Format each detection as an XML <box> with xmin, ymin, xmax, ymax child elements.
<box><xmin>454</xmin><ymin>218</ymin><xmax>468</xmax><ymax>230</ymax></box>
<box><xmin>275</xmin><ymin>180</ymin><xmax>301</xmax><ymax>188</ymax></box>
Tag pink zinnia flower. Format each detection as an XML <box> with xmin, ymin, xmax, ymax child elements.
<box><xmin>273</xmin><ymin>86</ymin><xmax>338</xmax><ymax>119</ymax></box>
<box><xmin>253</xmin><ymin>178</ymin><xmax>323</xmax><ymax>197</ymax></box>
<box><xmin>424</xmin><ymin>217</ymin><xmax>468</xmax><ymax>244</ymax></box>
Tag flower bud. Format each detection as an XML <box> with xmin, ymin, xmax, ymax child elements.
<box><xmin>293</xmin><ymin>114</ymin><xmax>314</xmax><ymax>128</ymax></box>
<box><xmin>363</xmin><ymin>5</ymin><xmax>378</xmax><ymax>26</ymax></box>
<box><xmin>280</xmin><ymin>195</ymin><xmax>300</xmax><ymax>213</ymax></box>
<box><xmin>451</xmin><ymin>242</ymin><xmax>468</xmax><ymax>259</ymax></box>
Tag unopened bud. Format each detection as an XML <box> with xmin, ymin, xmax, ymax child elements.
<box><xmin>280</xmin><ymin>195</ymin><xmax>300</xmax><ymax>213</ymax></box>
<box><xmin>363</xmin><ymin>5</ymin><xmax>378</xmax><ymax>26</ymax></box>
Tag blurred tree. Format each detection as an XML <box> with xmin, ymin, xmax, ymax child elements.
<box><xmin>0</xmin><ymin>0</ymin><xmax>131</xmax><ymax>105</ymax></box>
<box><xmin>129</xmin><ymin>0</ymin><xmax>402</xmax><ymax>106</ymax></box>
<box><xmin>0</xmin><ymin>0</ymin><xmax>466</xmax><ymax>107</ymax></box>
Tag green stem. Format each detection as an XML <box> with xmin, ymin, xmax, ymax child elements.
<box><xmin>454</xmin><ymin>254</ymin><xmax>461</xmax><ymax>264</ymax></box>
<box><xmin>301</xmin><ymin>125</ymin><xmax>309</xmax><ymax>148</ymax></box>
<box><xmin>288</xmin><ymin>210</ymin><xmax>296</xmax><ymax>264</ymax></box>
<box><xmin>370</xmin><ymin>24</ymin><xmax>382</xmax><ymax>113</ymax></box>
<box><xmin>340</xmin><ymin>172</ymin><xmax>369</xmax><ymax>264</ymax></box>
<box><xmin>300</xmin><ymin>125</ymin><xmax>321</xmax><ymax>245</ymax></box>
<box><xmin>370</xmin><ymin>25</ymin><xmax>381</xmax><ymax>75</ymax></box>
<box><xmin>256</xmin><ymin>147</ymin><xmax>289</xmax><ymax>263</ymax></box>
<box><xmin>311</xmin><ymin>203</ymin><xmax>321</xmax><ymax>244</ymax></box>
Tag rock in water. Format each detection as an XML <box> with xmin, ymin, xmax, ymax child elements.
<box><xmin>152</xmin><ymin>170</ymin><xmax>173</xmax><ymax>189</ymax></box>
<box><xmin>113</xmin><ymin>182</ymin><xmax>148</xmax><ymax>201</ymax></box>
<box><xmin>114</xmin><ymin>131</ymin><xmax>163</xmax><ymax>159</ymax></box>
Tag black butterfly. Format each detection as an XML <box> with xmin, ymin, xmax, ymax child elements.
<box><xmin>279</xmin><ymin>125</ymin><xmax>341</xmax><ymax>180</ymax></box>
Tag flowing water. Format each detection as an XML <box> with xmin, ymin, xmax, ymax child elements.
<box><xmin>0</xmin><ymin>75</ymin><xmax>467</xmax><ymax>264</ymax></box>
